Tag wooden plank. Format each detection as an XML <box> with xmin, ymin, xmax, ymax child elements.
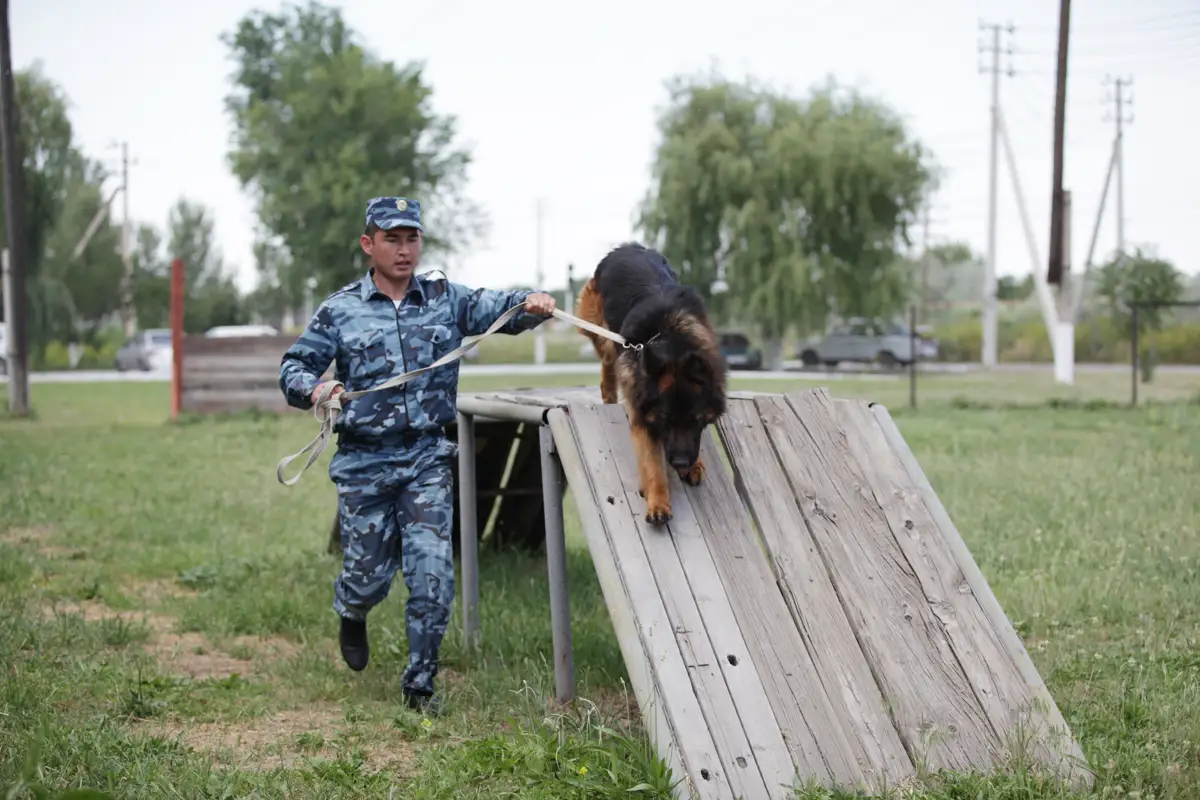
<box><xmin>590</xmin><ymin>403</ymin><xmax>791</xmax><ymax>798</ymax></box>
<box><xmin>549</xmin><ymin>408</ymin><xmax>722</xmax><ymax>800</ymax></box>
<box><xmin>181</xmin><ymin>334</ymin><xmax>297</xmax><ymax>356</ymax></box>
<box><xmin>867</xmin><ymin>403</ymin><xmax>1093</xmax><ymax>788</ymax></box>
<box><xmin>566</xmin><ymin>402</ymin><xmax>738</xmax><ymax>799</ymax></box>
<box><xmin>833</xmin><ymin>401</ymin><xmax>1044</xmax><ymax>751</ymax></box>
<box><xmin>759</xmin><ymin>389</ymin><xmax>1001</xmax><ymax>772</ymax></box>
<box><xmin>692</xmin><ymin>421</ymin><xmax>898</xmax><ymax>792</ymax></box>
<box><xmin>715</xmin><ymin>398</ymin><xmax>914</xmax><ymax>788</ymax></box>
<box><xmin>181</xmin><ymin>388</ymin><xmax>293</xmax><ymax>413</ymax></box>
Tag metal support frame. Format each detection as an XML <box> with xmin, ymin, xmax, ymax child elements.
<box><xmin>540</xmin><ymin>425</ymin><xmax>575</xmax><ymax>704</ymax></box>
<box><xmin>457</xmin><ymin>410</ymin><xmax>481</xmax><ymax>652</ymax></box>
<box><xmin>454</xmin><ymin>405</ymin><xmax>577</xmax><ymax>703</ymax></box>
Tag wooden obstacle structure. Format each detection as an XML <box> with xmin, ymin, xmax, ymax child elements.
<box><xmin>172</xmin><ymin>326</ymin><xmax>1092</xmax><ymax>795</ymax></box>
<box><xmin>455</xmin><ymin>386</ymin><xmax>1093</xmax><ymax>799</ymax></box>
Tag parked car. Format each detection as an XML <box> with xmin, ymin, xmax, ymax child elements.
<box><xmin>115</xmin><ymin>328</ymin><xmax>173</xmax><ymax>371</ymax></box>
<box><xmin>797</xmin><ymin>317</ymin><xmax>938</xmax><ymax>368</ymax></box>
<box><xmin>718</xmin><ymin>330</ymin><xmax>763</xmax><ymax>371</ymax></box>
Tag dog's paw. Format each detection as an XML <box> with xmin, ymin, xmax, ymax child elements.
<box><xmin>644</xmin><ymin>499</ymin><xmax>672</xmax><ymax>526</ymax></box>
<box><xmin>678</xmin><ymin>460</ymin><xmax>706</xmax><ymax>486</ymax></box>
<box><xmin>648</xmin><ymin>491</ymin><xmax>676</xmax><ymax>527</ymax></box>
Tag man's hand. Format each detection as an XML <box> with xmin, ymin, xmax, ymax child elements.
<box><xmin>524</xmin><ymin>292</ymin><xmax>557</xmax><ymax>317</ymax></box>
<box><xmin>311</xmin><ymin>380</ymin><xmax>345</xmax><ymax>407</ymax></box>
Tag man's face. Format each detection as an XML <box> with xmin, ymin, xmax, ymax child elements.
<box><xmin>361</xmin><ymin>226</ymin><xmax>422</xmax><ymax>282</ymax></box>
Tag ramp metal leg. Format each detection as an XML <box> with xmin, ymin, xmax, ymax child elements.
<box><xmin>457</xmin><ymin>411</ymin><xmax>481</xmax><ymax>653</ymax></box>
<box><xmin>540</xmin><ymin>425</ymin><xmax>575</xmax><ymax>704</ymax></box>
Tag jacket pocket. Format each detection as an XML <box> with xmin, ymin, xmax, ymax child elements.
<box><xmin>343</xmin><ymin>328</ymin><xmax>390</xmax><ymax>388</ymax></box>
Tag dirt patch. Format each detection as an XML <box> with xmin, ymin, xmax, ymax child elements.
<box><xmin>143</xmin><ymin>705</ymin><xmax>418</xmax><ymax>773</ymax></box>
<box><xmin>42</xmin><ymin>598</ymin><xmax>300</xmax><ymax>680</ymax></box>
<box><xmin>0</xmin><ymin>525</ymin><xmax>54</xmax><ymax>545</ymax></box>
<box><xmin>131</xmin><ymin>578</ymin><xmax>201</xmax><ymax>602</ymax></box>
<box><xmin>0</xmin><ymin>525</ymin><xmax>83</xmax><ymax>558</ymax></box>
<box><xmin>574</xmin><ymin>684</ymin><xmax>642</xmax><ymax>731</ymax></box>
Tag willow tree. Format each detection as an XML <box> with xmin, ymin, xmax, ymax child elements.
<box><xmin>638</xmin><ymin>73</ymin><xmax>934</xmax><ymax>366</ymax></box>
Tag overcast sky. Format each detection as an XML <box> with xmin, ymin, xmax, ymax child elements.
<box><xmin>13</xmin><ymin>0</ymin><xmax>1200</xmax><ymax>297</ymax></box>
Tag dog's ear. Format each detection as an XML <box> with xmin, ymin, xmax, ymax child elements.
<box><xmin>681</xmin><ymin>352</ymin><xmax>710</xmax><ymax>385</ymax></box>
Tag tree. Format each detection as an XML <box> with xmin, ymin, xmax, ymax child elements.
<box><xmin>917</xmin><ymin>241</ymin><xmax>985</xmax><ymax>314</ymax></box>
<box><xmin>132</xmin><ymin>224</ymin><xmax>170</xmax><ymax>330</ymax></box>
<box><xmin>163</xmin><ymin>197</ymin><xmax>247</xmax><ymax>333</ymax></box>
<box><xmin>997</xmin><ymin>274</ymin><xmax>1034</xmax><ymax>302</ymax></box>
<box><xmin>1095</xmin><ymin>247</ymin><xmax>1185</xmax><ymax>332</ymax></box>
<box><xmin>38</xmin><ymin>159</ymin><xmax>126</xmax><ymax>344</ymax></box>
<box><xmin>0</xmin><ymin>64</ymin><xmax>94</xmax><ymax>351</ymax></box>
<box><xmin>637</xmin><ymin>71</ymin><xmax>933</xmax><ymax>365</ymax></box>
<box><xmin>221</xmin><ymin>1</ymin><xmax>486</xmax><ymax>297</ymax></box>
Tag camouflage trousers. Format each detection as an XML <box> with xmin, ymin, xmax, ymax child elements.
<box><xmin>329</xmin><ymin>432</ymin><xmax>457</xmax><ymax>697</ymax></box>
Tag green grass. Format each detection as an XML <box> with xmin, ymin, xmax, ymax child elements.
<box><xmin>2</xmin><ymin>377</ymin><xmax>1200</xmax><ymax>798</ymax></box>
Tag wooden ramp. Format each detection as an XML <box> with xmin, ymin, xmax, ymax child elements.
<box><xmin>543</xmin><ymin>387</ymin><xmax>1090</xmax><ymax>799</ymax></box>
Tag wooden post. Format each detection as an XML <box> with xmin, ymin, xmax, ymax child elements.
<box><xmin>170</xmin><ymin>258</ymin><xmax>184</xmax><ymax>419</ymax></box>
<box><xmin>1130</xmin><ymin>303</ymin><xmax>1139</xmax><ymax>407</ymax></box>
<box><xmin>540</xmin><ymin>425</ymin><xmax>575</xmax><ymax>704</ymax></box>
<box><xmin>457</xmin><ymin>410</ymin><xmax>480</xmax><ymax>652</ymax></box>
<box><xmin>908</xmin><ymin>304</ymin><xmax>917</xmax><ymax>410</ymax></box>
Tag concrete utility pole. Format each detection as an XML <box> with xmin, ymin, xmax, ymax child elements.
<box><xmin>920</xmin><ymin>199</ymin><xmax>931</xmax><ymax>324</ymax></box>
<box><xmin>0</xmin><ymin>0</ymin><xmax>29</xmax><ymax>416</ymax></box>
<box><xmin>979</xmin><ymin>20</ymin><xmax>1014</xmax><ymax>368</ymax></box>
<box><xmin>1106</xmin><ymin>75</ymin><xmax>1132</xmax><ymax>263</ymax></box>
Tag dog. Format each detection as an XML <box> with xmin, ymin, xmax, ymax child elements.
<box><xmin>575</xmin><ymin>242</ymin><xmax>728</xmax><ymax>525</ymax></box>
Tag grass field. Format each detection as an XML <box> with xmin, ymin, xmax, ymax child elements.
<box><xmin>2</xmin><ymin>372</ymin><xmax>1199</xmax><ymax>799</ymax></box>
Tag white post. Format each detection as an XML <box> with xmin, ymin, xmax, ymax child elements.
<box><xmin>1053</xmin><ymin>190</ymin><xmax>1074</xmax><ymax>385</ymax></box>
<box><xmin>533</xmin><ymin>198</ymin><xmax>547</xmax><ymax>365</ymax></box>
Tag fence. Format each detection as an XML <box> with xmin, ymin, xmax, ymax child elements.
<box><xmin>1129</xmin><ymin>300</ymin><xmax>1200</xmax><ymax>406</ymax></box>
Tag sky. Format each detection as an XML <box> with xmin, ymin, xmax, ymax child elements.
<box><xmin>13</xmin><ymin>0</ymin><xmax>1200</xmax><ymax>299</ymax></box>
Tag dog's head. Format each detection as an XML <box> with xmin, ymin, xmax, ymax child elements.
<box><xmin>633</xmin><ymin>326</ymin><xmax>727</xmax><ymax>470</ymax></box>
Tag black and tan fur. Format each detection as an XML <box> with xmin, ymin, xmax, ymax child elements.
<box><xmin>576</xmin><ymin>242</ymin><xmax>727</xmax><ymax>525</ymax></box>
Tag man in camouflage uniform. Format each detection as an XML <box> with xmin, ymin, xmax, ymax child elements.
<box><xmin>278</xmin><ymin>196</ymin><xmax>556</xmax><ymax>712</ymax></box>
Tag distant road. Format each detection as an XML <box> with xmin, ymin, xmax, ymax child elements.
<box><xmin>5</xmin><ymin>360</ymin><xmax>1198</xmax><ymax>384</ymax></box>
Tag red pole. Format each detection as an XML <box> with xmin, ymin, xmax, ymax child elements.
<box><xmin>170</xmin><ymin>258</ymin><xmax>184</xmax><ymax>419</ymax></box>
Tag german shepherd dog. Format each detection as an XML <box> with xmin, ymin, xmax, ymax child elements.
<box><xmin>575</xmin><ymin>242</ymin><xmax>727</xmax><ymax>525</ymax></box>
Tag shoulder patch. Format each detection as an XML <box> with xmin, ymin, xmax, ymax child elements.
<box><xmin>324</xmin><ymin>279</ymin><xmax>362</xmax><ymax>303</ymax></box>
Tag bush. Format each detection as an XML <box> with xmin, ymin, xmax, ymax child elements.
<box><xmin>1145</xmin><ymin>321</ymin><xmax>1200</xmax><ymax>365</ymax></box>
<box><xmin>38</xmin><ymin>341</ymin><xmax>73</xmax><ymax>370</ymax></box>
<box><xmin>929</xmin><ymin>316</ymin><xmax>1200</xmax><ymax>364</ymax></box>
<box><xmin>931</xmin><ymin>318</ymin><xmax>982</xmax><ymax>362</ymax></box>
<box><xmin>76</xmin><ymin>340</ymin><xmax>119</xmax><ymax>370</ymax></box>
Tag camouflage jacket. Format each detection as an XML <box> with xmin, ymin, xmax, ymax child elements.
<box><xmin>279</xmin><ymin>269</ymin><xmax>546</xmax><ymax>443</ymax></box>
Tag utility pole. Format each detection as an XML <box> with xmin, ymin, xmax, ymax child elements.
<box><xmin>1047</xmin><ymin>0</ymin><xmax>1071</xmax><ymax>287</ymax></box>
<box><xmin>533</xmin><ymin>197</ymin><xmax>546</xmax><ymax>365</ymax></box>
<box><xmin>119</xmin><ymin>140</ymin><xmax>136</xmax><ymax>338</ymax></box>
<box><xmin>979</xmin><ymin>21</ymin><xmax>1014</xmax><ymax>368</ymax></box>
<box><xmin>0</xmin><ymin>0</ymin><xmax>29</xmax><ymax>416</ymax></box>
<box><xmin>1105</xmin><ymin>75</ymin><xmax>1132</xmax><ymax>262</ymax></box>
<box><xmin>919</xmin><ymin>200</ymin><xmax>931</xmax><ymax>324</ymax></box>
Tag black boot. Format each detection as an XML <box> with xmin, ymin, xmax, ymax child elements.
<box><xmin>339</xmin><ymin>616</ymin><xmax>369</xmax><ymax>671</ymax></box>
<box><xmin>404</xmin><ymin>691</ymin><xmax>443</xmax><ymax>716</ymax></box>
